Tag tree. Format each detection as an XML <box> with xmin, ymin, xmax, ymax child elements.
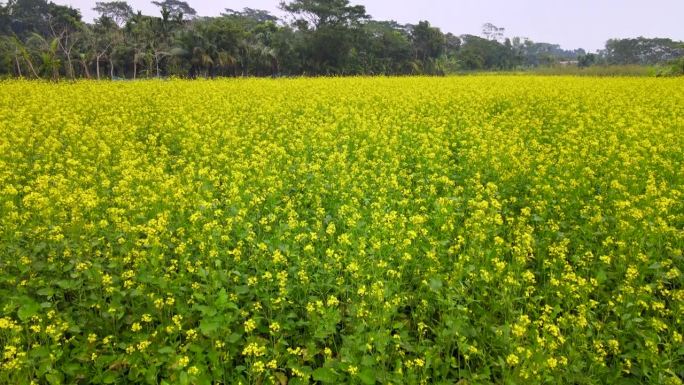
<box><xmin>444</xmin><ymin>32</ymin><xmax>461</xmax><ymax>55</ymax></box>
<box><xmin>170</xmin><ymin>17</ymin><xmax>231</xmax><ymax>78</ymax></box>
<box><xmin>280</xmin><ymin>0</ymin><xmax>369</xmax><ymax>74</ymax></box>
<box><xmin>151</xmin><ymin>0</ymin><xmax>196</xmax><ymax>21</ymax></box>
<box><xmin>3</xmin><ymin>0</ymin><xmax>53</xmax><ymax>37</ymax></box>
<box><xmin>577</xmin><ymin>53</ymin><xmax>597</xmax><ymax>68</ymax></box>
<box><xmin>47</xmin><ymin>2</ymin><xmax>83</xmax><ymax>79</ymax></box>
<box><xmin>459</xmin><ymin>34</ymin><xmax>516</xmax><ymax>70</ymax></box>
<box><xmin>513</xmin><ymin>38</ymin><xmax>584</xmax><ymax>67</ymax></box>
<box><xmin>0</xmin><ymin>2</ymin><xmax>11</xmax><ymax>35</ymax></box>
<box><xmin>93</xmin><ymin>1</ymin><xmax>133</xmax><ymax>27</ymax></box>
<box><xmin>270</xmin><ymin>25</ymin><xmax>303</xmax><ymax>75</ymax></box>
<box><xmin>604</xmin><ymin>37</ymin><xmax>684</xmax><ymax>65</ymax></box>
<box><xmin>280</xmin><ymin>0</ymin><xmax>368</xmax><ymax>29</ymax></box>
<box><xmin>27</xmin><ymin>32</ymin><xmax>60</xmax><ymax>79</ymax></box>
<box><xmin>1</xmin><ymin>34</ymin><xmax>39</xmax><ymax>77</ymax></box>
<box><xmin>142</xmin><ymin>6</ymin><xmax>180</xmax><ymax>78</ymax></box>
<box><xmin>411</xmin><ymin>21</ymin><xmax>444</xmax><ymax>62</ymax></box>
<box><xmin>482</xmin><ymin>22</ymin><xmax>504</xmax><ymax>42</ymax></box>
<box><xmin>359</xmin><ymin>21</ymin><xmax>412</xmax><ymax>74</ymax></box>
<box><xmin>85</xmin><ymin>17</ymin><xmax>117</xmax><ymax>79</ymax></box>
<box><xmin>125</xmin><ymin>12</ymin><xmax>155</xmax><ymax>79</ymax></box>
<box><xmin>223</xmin><ymin>8</ymin><xmax>278</xmax><ymax>24</ymax></box>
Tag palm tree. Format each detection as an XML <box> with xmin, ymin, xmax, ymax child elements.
<box><xmin>241</xmin><ymin>40</ymin><xmax>277</xmax><ymax>76</ymax></box>
<box><xmin>2</xmin><ymin>35</ymin><xmax>39</xmax><ymax>78</ymax></box>
<box><xmin>26</xmin><ymin>33</ymin><xmax>61</xmax><ymax>80</ymax></box>
<box><xmin>214</xmin><ymin>50</ymin><xmax>236</xmax><ymax>77</ymax></box>
<box><xmin>132</xmin><ymin>49</ymin><xmax>144</xmax><ymax>79</ymax></box>
<box><xmin>78</xmin><ymin>52</ymin><xmax>91</xmax><ymax>79</ymax></box>
<box><xmin>126</xmin><ymin>12</ymin><xmax>153</xmax><ymax>79</ymax></box>
<box><xmin>191</xmin><ymin>46</ymin><xmax>213</xmax><ymax>77</ymax></box>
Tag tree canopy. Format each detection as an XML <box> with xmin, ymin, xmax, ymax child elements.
<box><xmin>280</xmin><ymin>0</ymin><xmax>368</xmax><ymax>29</ymax></box>
<box><xmin>93</xmin><ymin>1</ymin><xmax>134</xmax><ymax>26</ymax></box>
<box><xmin>0</xmin><ymin>0</ymin><xmax>681</xmax><ymax>79</ymax></box>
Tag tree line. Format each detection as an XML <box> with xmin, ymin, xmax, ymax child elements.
<box><xmin>1</xmin><ymin>0</ymin><xmax>682</xmax><ymax>80</ymax></box>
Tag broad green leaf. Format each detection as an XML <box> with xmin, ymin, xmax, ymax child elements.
<box><xmin>18</xmin><ymin>302</ymin><xmax>41</xmax><ymax>321</ymax></box>
<box><xmin>358</xmin><ymin>369</ymin><xmax>376</xmax><ymax>385</ymax></box>
<box><xmin>45</xmin><ymin>372</ymin><xmax>63</xmax><ymax>385</ymax></box>
<box><xmin>312</xmin><ymin>367</ymin><xmax>338</xmax><ymax>383</ymax></box>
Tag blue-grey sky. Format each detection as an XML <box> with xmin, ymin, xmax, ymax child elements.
<box><xmin>51</xmin><ymin>0</ymin><xmax>684</xmax><ymax>52</ymax></box>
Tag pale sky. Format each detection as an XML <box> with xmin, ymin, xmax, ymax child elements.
<box><xmin>49</xmin><ymin>0</ymin><xmax>684</xmax><ymax>52</ymax></box>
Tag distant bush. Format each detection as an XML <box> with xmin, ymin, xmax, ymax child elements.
<box><xmin>655</xmin><ymin>57</ymin><xmax>684</xmax><ymax>76</ymax></box>
<box><xmin>531</xmin><ymin>65</ymin><xmax>654</xmax><ymax>77</ymax></box>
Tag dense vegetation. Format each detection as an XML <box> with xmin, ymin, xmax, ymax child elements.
<box><xmin>0</xmin><ymin>77</ymin><xmax>683</xmax><ymax>384</ymax></box>
<box><xmin>1</xmin><ymin>0</ymin><xmax>682</xmax><ymax>78</ymax></box>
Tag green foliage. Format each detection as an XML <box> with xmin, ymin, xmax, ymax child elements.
<box><xmin>577</xmin><ymin>53</ymin><xmax>597</xmax><ymax>68</ymax></box>
<box><xmin>0</xmin><ymin>0</ymin><xmax>681</xmax><ymax>78</ymax></box>
<box><xmin>280</xmin><ymin>0</ymin><xmax>369</xmax><ymax>29</ymax></box>
<box><xmin>459</xmin><ymin>35</ymin><xmax>519</xmax><ymax>70</ymax></box>
<box><xmin>411</xmin><ymin>21</ymin><xmax>444</xmax><ymax>62</ymax></box>
<box><xmin>531</xmin><ymin>65</ymin><xmax>656</xmax><ymax>77</ymax></box>
<box><xmin>604</xmin><ymin>37</ymin><xmax>684</xmax><ymax>65</ymax></box>
<box><xmin>0</xmin><ymin>76</ymin><xmax>683</xmax><ymax>384</ymax></box>
<box><xmin>151</xmin><ymin>0</ymin><xmax>197</xmax><ymax>20</ymax></box>
<box><xmin>657</xmin><ymin>57</ymin><xmax>684</xmax><ymax>76</ymax></box>
<box><xmin>93</xmin><ymin>1</ymin><xmax>134</xmax><ymax>26</ymax></box>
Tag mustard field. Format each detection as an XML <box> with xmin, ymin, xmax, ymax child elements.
<box><xmin>0</xmin><ymin>77</ymin><xmax>683</xmax><ymax>385</ymax></box>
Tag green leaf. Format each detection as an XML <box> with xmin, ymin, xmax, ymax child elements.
<box><xmin>37</xmin><ymin>287</ymin><xmax>55</xmax><ymax>296</ymax></box>
<box><xmin>145</xmin><ymin>368</ymin><xmax>159</xmax><ymax>384</ymax></box>
<box><xmin>18</xmin><ymin>302</ymin><xmax>41</xmax><ymax>321</ymax></box>
<box><xmin>102</xmin><ymin>371</ymin><xmax>118</xmax><ymax>384</ymax></box>
<box><xmin>312</xmin><ymin>367</ymin><xmax>338</xmax><ymax>383</ymax></box>
<box><xmin>199</xmin><ymin>318</ymin><xmax>220</xmax><ymax>335</ymax></box>
<box><xmin>45</xmin><ymin>372</ymin><xmax>63</xmax><ymax>385</ymax></box>
<box><xmin>361</xmin><ymin>355</ymin><xmax>375</xmax><ymax>367</ymax></box>
<box><xmin>429</xmin><ymin>278</ymin><xmax>442</xmax><ymax>291</ymax></box>
<box><xmin>595</xmin><ymin>269</ymin><xmax>607</xmax><ymax>283</ymax></box>
<box><xmin>289</xmin><ymin>378</ymin><xmax>307</xmax><ymax>385</ymax></box>
<box><xmin>193</xmin><ymin>292</ymin><xmax>206</xmax><ymax>302</ymax></box>
<box><xmin>227</xmin><ymin>332</ymin><xmax>242</xmax><ymax>344</ymax></box>
<box><xmin>215</xmin><ymin>289</ymin><xmax>229</xmax><ymax>307</ymax></box>
<box><xmin>358</xmin><ymin>369</ymin><xmax>376</xmax><ymax>385</ymax></box>
<box><xmin>56</xmin><ymin>279</ymin><xmax>75</xmax><ymax>289</ymax></box>
<box><xmin>179</xmin><ymin>371</ymin><xmax>189</xmax><ymax>385</ymax></box>
<box><xmin>158</xmin><ymin>346</ymin><xmax>175</xmax><ymax>354</ymax></box>
<box><xmin>195</xmin><ymin>305</ymin><xmax>217</xmax><ymax>317</ymax></box>
<box><xmin>63</xmin><ymin>363</ymin><xmax>82</xmax><ymax>377</ymax></box>
<box><xmin>274</xmin><ymin>372</ymin><xmax>288</xmax><ymax>385</ymax></box>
